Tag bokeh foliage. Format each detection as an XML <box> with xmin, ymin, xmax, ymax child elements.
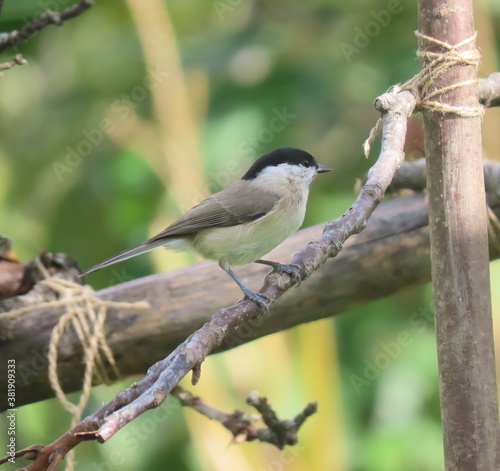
<box><xmin>1</xmin><ymin>1</ymin><xmax>499</xmax><ymax>470</ymax></box>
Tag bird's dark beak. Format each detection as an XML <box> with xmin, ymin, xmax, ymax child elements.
<box><xmin>317</xmin><ymin>163</ymin><xmax>332</xmax><ymax>173</ymax></box>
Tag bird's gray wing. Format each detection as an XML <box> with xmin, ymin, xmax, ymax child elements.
<box><xmin>147</xmin><ymin>181</ymin><xmax>280</xmax><ymax>242</ymax></box>
<box><xmin>83</xmin><ymin>182</ymin><xmax>279</xmax><ymax>275</ymax></box>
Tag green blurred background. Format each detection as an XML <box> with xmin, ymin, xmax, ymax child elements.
<box><xmin>1</xmin><ymin>0</ymin><xmax>500</xmax><ymax>470</ymax></box>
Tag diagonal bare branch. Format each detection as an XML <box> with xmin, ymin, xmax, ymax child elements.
<box><xmin>92</xmin><ymin>89</ymin><xmax>417</xmax><ymax>444</ymax></box>
<box><xmin>0</xmin><ymin>0</ymin><xmax>93</xmax><ymax>54</ymax></box>
<box><xmin>0</xmin><ymin>85</ymin><xmax>418</xmax><ymax>471</ymax></box>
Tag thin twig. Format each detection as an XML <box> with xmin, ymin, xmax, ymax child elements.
<box><xmin>0</xmin><ymin>54</ymin><xmax>27</xmax><ymax>74</ymax></box>
<box><xmin>245</xmin><ymin>391</ymin><xmax>318</xmax><ymax>448</ymax></box>
<box><xmin>171</xmin><ymin>387</ymin><xmax>317</xmax><ymax>448</ymax></box>
<box><xmin>0</xmin><ymin>0</ymin><xmax>93</xmax><ymax>54</ymax></box>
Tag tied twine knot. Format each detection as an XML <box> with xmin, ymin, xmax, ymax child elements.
<box><xmin>5</xmin><ymin>263</ymin><xmax>149</xmax><ymax>471</ymax></box>
<box><xmin>364</xmin><ymin>31</ymin><xmax>483</xmax><ymax>158</ymax></box>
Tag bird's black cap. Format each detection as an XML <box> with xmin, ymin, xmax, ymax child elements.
<box><xmin>242</xmin><ymin>147</ymin><xmax>319</xmax><ymax>180</ymax></box>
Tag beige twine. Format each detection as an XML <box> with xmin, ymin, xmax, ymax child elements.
<box><xmin>363</xmin><ymin>31</ymin><xmax>483</xmax><ymax>158</ymax></box>
<box><xmin>5</xmin><ymin>262</ymin><xmax>149</xmax><ymax>471</ymax></box>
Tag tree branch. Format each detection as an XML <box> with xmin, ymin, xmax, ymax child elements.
<box><xmin>0</xmin><ymin>53</ymin><xmax>27</xmax><ymax>74</ymax></box>
<box><xmin>171</xmin><ymin>387</ymin><xmax>317</xmax><ymax>448</ymax></box>
<box><xmin>0</xmin><ymin>86</ymin><xmax>417</xmax><ymax>470</ymax></box>
<box><xmin>94</xmin><ymin>84</ymin><xmax>414</xmax><ymax>436</ymax></box>
<box><xmin>0</xmin><ymin>0</ymin><xmax>93</xmax><ymax>54</ymax></box>
<box><xmin>363</xmin><ymin>157</ymin><xmax>500</xmax><ymax>195</ymax></box>
<box><xmin>5</xmin><ymin>157</ymin><xmax>500</xmax><ymax>410</ymax></box>
<box><xmin>0</xmin><ymin>191</ymin><xmax>432</xmax><ymax>409</ymax></box>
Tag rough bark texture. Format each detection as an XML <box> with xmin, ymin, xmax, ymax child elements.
<box><xmin>0</xmin><ymin>193</ymin><xmax>429</xmax><ymax>409</ymax></box>
<box><xmin>419</xmin><ymin>1</ymin><xmax>500</xmax><ymax>469</ymax></box>
<box><xmin>3</xmin><ymin>189</ymin><xmax>500</xmax><ymax>410</ymax></box>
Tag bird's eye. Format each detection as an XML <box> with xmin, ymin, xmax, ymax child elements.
<box><xmin>303</xmin><ymin>160</ymin><xmax>311</xmax><ymax>167</ymax></box>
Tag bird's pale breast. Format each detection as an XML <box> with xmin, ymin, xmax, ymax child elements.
<box><xmin>192</xmin><ymin>193</ymin><xmax>307</xmax><ymax>266</ymax></box>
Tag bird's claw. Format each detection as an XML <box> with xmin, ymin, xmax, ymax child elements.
<box><xmin>270</xmin><ymin>262</ymin><xmax>302</xmax><ymax>286</ymax></box>
<box><xmin>242</xmin><ymin>291</ymin><xmax>271</xmax><ymax>313</ymax></box>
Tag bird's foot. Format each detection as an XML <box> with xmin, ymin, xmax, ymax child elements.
<box><xmin>255</xmin><ymin>260</ymin><xmax>302</xmax><ymax>286</ymax></box>
<box><xmin>242</xmin><ymin>289</ymin><xmax>271</xmax><ymax>313</ymax></box>
<box><xmin>272</xmin><ymin>262</ymin><xmax>302</xmax><ymax>286</ymax></box>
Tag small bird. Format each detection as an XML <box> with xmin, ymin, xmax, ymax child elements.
<box><xmin>84</xmin><ymin>147</ymin><xmax>331</xmax><ymax>310</ymax></box>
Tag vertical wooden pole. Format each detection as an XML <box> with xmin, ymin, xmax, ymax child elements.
<box><xmin>418</xmin><ymin>1</ymin><xmax>499</xmax><ymax>469</ymax></box>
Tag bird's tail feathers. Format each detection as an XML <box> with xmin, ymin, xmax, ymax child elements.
<box><xmin>83</xmin><ymin>238</ymin><xmax>169</xmax><ymax>276</ymax></box>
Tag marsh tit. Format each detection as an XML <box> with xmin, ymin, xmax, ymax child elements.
<box><xmin>84</xmin><ymin>147</ymin><xmax>331</xmax><ymax>310</ymax></box>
